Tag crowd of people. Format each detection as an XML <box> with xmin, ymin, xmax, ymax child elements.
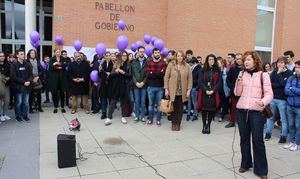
<box><xmin>0</xmin><ymin>47</ymin><xmax>299</xmax><ymax>179</ymax></box>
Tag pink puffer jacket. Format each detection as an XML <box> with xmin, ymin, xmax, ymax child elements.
<box><xmin>234</xmin><ymin>71</ymin><xmax>273</xmax><ymax>111</ymax></box>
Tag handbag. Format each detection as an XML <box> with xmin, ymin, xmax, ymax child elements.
<box><xmin>260</xmin><ymin>72</ymin><xmax>273</xmax><ymax>118</ymax></box>
<box><xmin>32</xmin><ymin>78</ymin><xmax>43</xmax><ymax>90</ymax></box>
<box><xmin>160</xmin><ymin>97</ymin><xmax>174</xmax><ymax>113</ymax></box>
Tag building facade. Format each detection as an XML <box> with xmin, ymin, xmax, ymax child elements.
<box><xmin>0</xmin><ymin>0</ymin><xmax>299</xmax><ymax>62</ymax></box>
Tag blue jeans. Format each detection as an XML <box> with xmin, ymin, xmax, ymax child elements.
<box><xmin>134</xmin><ymin>88</ymin><xmax>146</xmax><ymax>119</ymax></box>
<box><xmin>147</xmin><ymin>87</ymin><xmax>164</xmax><ymax>122</ymax></box>
<box><xmin>237</xmin><ymin>109</ymin><xmax>268</xmax><ymax>176</ymax></box>
<box><xmin>266</xmin><ymin>99</ymin><xmax>288</xmax><ymax>137</ymax></box>
<box><xmin>287</xmin><ymin>105</ymin><xmax>300</xmax><ymax>145</ymax></box>
<box><xmin>187</xmin><ymin>88</ymin><xmax>198</xmax><ymax>117</ymax></box>
<box><xmin>15</xmin><ymin>91</ymin><xmax>29</xmax><ymax>119</ymax></box>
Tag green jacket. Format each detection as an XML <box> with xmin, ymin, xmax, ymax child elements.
<box><xmin>47</xmin><ymin>56</ymin><xmax>69</xmax><ymax>92</ymax></box>
<box><xmin>131</xmin><ymin>58</ymin><xmax>147</xmax><ymax>88</ymax></box>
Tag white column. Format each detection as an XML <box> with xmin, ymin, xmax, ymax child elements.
<box><xmin>25</xmin><ymin>0</ymin><xmax>37</xmax><ymax>53</ymax></box>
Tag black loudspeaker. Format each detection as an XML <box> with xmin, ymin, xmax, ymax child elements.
<box><xmin>57</xmin><ymin>134</ymin><xmax>76</xmax><ymax>168</ymax></box>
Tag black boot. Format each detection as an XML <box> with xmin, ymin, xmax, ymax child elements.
<box><xmin>202</xmin><ymin>124</ymin><xmax>206</xmax><ymax>134</ymax></box>
<box><xmin>206</xmin><ymin>125</ymin><xmax>211</xmax><ymax>134</ymax></box>
<box><xmin>101</xmin><ymin>112</ymin><xmax>106</xmax><ymax>119</ymax></box>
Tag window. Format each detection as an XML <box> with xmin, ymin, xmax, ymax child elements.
<box><xmin>1</xmin><ymin>12</ymin><xmax>13</xmax><ymax>39</ymax></box>
<box><xmin>255</xmin><ymin>0</ymin><xmax>276</xmax><ymax>62</ymax></box>
<box><xmin>0</xmin><ymin>0</ymin><xmax>53</xmax><ymax>58</ymax></box>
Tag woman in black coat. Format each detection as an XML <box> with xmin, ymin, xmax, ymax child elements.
<box><xmin>99</xmin><ymin>51</ymin><xmax>114</xmax><ymax>119</ymax></box>
<box><xmin>47</xmin><ymin>48</ymin><xmax>69</xmax><ymax>113</ymax></box>
<box><xmin>197</xmin><ymin>54</ymin><xmax>222</xmax><ymax>134</ymax></box>
<box><xmin>104</xmin><ymin>51</ymin><xmax>131</xmax><ymax>125</ymax></box>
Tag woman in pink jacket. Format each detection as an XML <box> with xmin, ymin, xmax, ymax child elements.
<box><xmin>234</xmin><ymin>51</ymin><xmax>273</xmax><ymax>179</ymax></box>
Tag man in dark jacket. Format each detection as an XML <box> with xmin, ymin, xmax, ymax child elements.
<box><xmin>131</xmin><ymin>46</ymin><xmax>147</xmax><ymax>122</ymax></box>
<box><xmin>68</xmin><ymin>52</ymin><xmax>90</xmax><ymax>114</ymax></box>
<box><xmin>187</xmin><ymin>57</ymin><xmax>201</xmax><ymax>121</ymax></box>
<box><xmin>284</xmin><ymin>60</ymin><xmax>300</xmax><ymax>151</ymax></box>
<box><xmin>225</xmin><ymin>53</ymin><xmax>243</xmax><ymax>128</ymax></box>
<box><xmin>10</xmin><ymin>49</ymin><xmax>33</xmax><ymax>122</ymax></box>
<box><xmin>265</xmin><ymin>56</ymin><xmax>293</xmax><ymax>143</ymax></box>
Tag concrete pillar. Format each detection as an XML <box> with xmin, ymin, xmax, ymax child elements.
<box><xmin>25</xmin><ymin>0</ymin><xmax>37</xmax><ymax>53</ymax></box>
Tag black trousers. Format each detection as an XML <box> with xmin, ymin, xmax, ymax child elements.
<box><xmin>91</xmin><ymin>85</ymin><xmax>100</xmax><ymax>112</ymax></box>
<box><xmin>29</xmin><ymin>89</ymin><xmax>42</xmax><ymax>109</ymax></box>
<box><xmin>237</xmin><ymin>109</ymin><xmax>268</xmax><ymax>176</ymax></box>
<box><xmin>202</xmin><ymin>110</ymin><xmax>215</xmax><ymax>128</ymax></box>
<box><xmin>108</xmin><ymin>95</ymin><xmax>127</xmax><ymax>119</ymax></box>
<box><xmin>52</xmin><ymin>90</ymin><xmax>65</xmax><ymax>108</ymax></box>
<box><xmin>170</xmin><ymin>96</ymin><xmax>184</xmax><ymax>125</ymax></box>
<box><xmin>219</xmin><ymin>91</ymin><xmax>230</xmax><ymax>118</ymax></box>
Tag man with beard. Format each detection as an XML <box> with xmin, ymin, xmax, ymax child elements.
<box><xmin>145</xmin><ymin>48</ymin><xmax>167</xmax><ymax>125</ymax></box>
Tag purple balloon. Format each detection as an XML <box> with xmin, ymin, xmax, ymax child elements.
<box><xmin>73</xmin><ymin>40</ymin><xmax>82</xmax><ymax>52</ymax></box>
<box><xmin>162</xmin><ymin>48</ymin><xmax>169</xmax><ymax>57</ymax></box>
<box><xmin>55</xmin><ymin>36</ymin><xmax>64</xmax><ymax>45</ymax></box>
<box><xmin>136</xmin><ymin>41</ymin><xmax>144</xmax><ymax>48</ymax></box>
<box><xmin>118</xmin><ymin>20</ymin><xmax>126</xmax><ymax>30</ymax></box>
<box><xmin>116</xmin><ymin>35</ymin><xmax>129</xmax><ymax>52</ymax></box>
<box><xmin>145</xmin><ymin>45</ymin><xmax>153</xmax><ymax>57</ymax></box>
<box><xmin>31</xmin><ymin>39</ymin><xmax>39</xmax><ymax>49</ymax></box>
<box><xmin>154</xmin><ymin>39</ymin><xmax>164</xmax><ymax>51</ymax></box>
<box><xmin>90</xmin><ymin>70</ymin><xmax>100</xmax><ymax>83</ymax></box>
<box><xmin>40</xmin><ymin>61</ymin><xmax>46</xmax><ymax>70</ymax></box>
<box><xmin>95</xmin><ymin>43</ymin><xmax>106</xmax><ymax>58</ymax></box>
<box><xmin>151</xmin><ymin>37</ymin><xmax>157</xmax><ymax>45</ymax></box>
<box><xmin>144</xmin><ymin>34</ymin><xmax>151</xmax><ymax>44</ymax></box>
<box><xmin>30</xmin><ymin>31</ymin><xmax>40</xmax><ymax>43</ymax></box>
<box><xmin>130</xmin><ymin>43</ymin><xmax>137</xmax><ymax>52</ymax></box>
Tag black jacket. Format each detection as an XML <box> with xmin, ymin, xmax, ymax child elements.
<box><xmin>109</xmin><ymin>61</ymin><xmax>131</xmax><ymax>100</ymax></box>
<box><xmin>270</xmin><ymin>69</ymin><xmax>293</xmax><ymax>100</ymax></box>
<box><xmin>10</xmin><ymin>60</ymin><xmax>33</xmax><ymax>93</ymax></box>
<box><xmin>68</xmin><ymin>60</ymin><xmax>90</xmax><ymax>95</ymax></box>
<box><xmin>99</xmin><ymin>60</ymin><xmax>114</xmax><ymax>97</ymax></box>
<box><xmin>0</xmin><ymin>62</ymin><xmax>11</xmax><ymax>86</ymax></box>
<box><xmin>226</xmin><ymin>64</ymin><xmax>243</xmax><ymax>96</ymax></box>
<box><xmin>191</xmin><ymin>64</ymin><xmax>202</xmax><ymax>88</ymax></box>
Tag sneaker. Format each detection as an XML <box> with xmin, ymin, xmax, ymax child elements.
<box><xmin>121</xmin><ymin>117</ymin><xmax>127</xmax><ymax>124</ymax></box>
<box><xmin>53</xmin><ymin>108</ymin><xmax>58</xmax><ymax>113</ymax></box>
<box><xmin>4</xmin><ymin>115</ymin><xmax>11</xmax><ymax>121</ymax></box>
<box><xmin>134</xmin><ymin>117</ymin><xmax>139</xmax><ymax>122</ymax></box>
<box><xmin>29</xmin><ymin>109</ymin><xmax>34</xmax><ymax>114</ymax></box>
<box><xmin>283</xmin><ymin>142</ymin><xmax>294</xmax><ymax>149</ymax></box>
<box><xmin>0</xmin><ymin>115</ymin><xmax>6</xmax><ymax>122</ymax></box>
<box><xmin>278</xmin><ymin>136</ymin><xmax>287</xmax><ymax>144</ymax></box>
<box><xmin>192</xmin><ymin>116</ymin><xmax>198</xmax><ymax>121</ymax></box>
<box><xmin>141</xmin><ymin>118</ymin><xmax>146</xmax><ymax>122</ymax></box>
<box><xmin>43</xmin><ymin>100</ymin><xmax>50</xmax><ymax>103</ymax></box>
<box><xmin>23</xmin><ymin>117</ymin><xmax>30</xmax><ymax>122</ymax></box>
<box><xmin>85</xmin><ymin>110</ymin><xmax>90</xmax><ymax>114</ymax></box>
<box><xmin>289</xmin><ymin>144</ymin><xmax>299</xmax><ymax>151</ymax></box>
<box><xmin>104</xmin><ymin>118</ymin><xmax>112</xmax><ymax>126</ymax></box>
<box><xmin>15</xmin><ymin>117</ymin><xmax>22</xmax><ymax>122</ymax></box>
<box><xmin>61</xmin><ymin>108</ymin><xmax>66</xmax><ymax>113</ymax></box>
<box><xmin>131</xmin><ymin>112</ymin><xmax>136</xmax><ymax>118</ymax></box>
<box><xmin>218</xmin><ymin>117</ymin><xmax>223</xmax><ymax>122</ymax></box>
<box><xmin>225</xmin><ymin>122</ymin><xmax>235</xmax><ymax>128</ymax></box>
<box><xmin>71</xmin><ymin>110</ymin><xmax>76</xmax><ymax>114</ymax></box>
<box><xmin>265</xmin><ymin>133</ymin><xmax>271</xmax><ymax>141</ymax></box>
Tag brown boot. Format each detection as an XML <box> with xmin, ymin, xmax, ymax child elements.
<box><xmin>171</xmin><ymin>123</ymin><xmax>176</xmax><ymax>131</ymax></box>
<box><xmin>176</xmin><ymin>121</ymin><xmax>181</xmax><ymax>131</ymax></box>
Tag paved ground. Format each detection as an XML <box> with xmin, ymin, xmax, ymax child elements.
<box><xmin>1</xmin><ymin>104</ymin><xmax>300</xmax><ymax>179</ymax></box>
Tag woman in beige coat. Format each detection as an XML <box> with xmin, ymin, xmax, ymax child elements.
<box><xmin>164</xmin><ymin>50</ymin><xmax>192</xmax><ymax>131</ymax></box>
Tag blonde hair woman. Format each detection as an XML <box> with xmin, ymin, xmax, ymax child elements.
<box><xmin>164</xmin><ymin>50</ymin><xmax>192</xmax><ymax>131</ymax></box>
